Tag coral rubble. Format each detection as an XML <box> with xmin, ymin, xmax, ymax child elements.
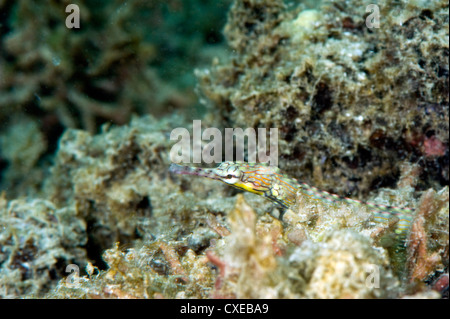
<box><xmin>0</xmin><ymin>0</ymin><xmax>447</xmax><ymax>299</ymax></box>
<box><xmin>1</xmin><ymin>113</ymin><xmax>445</xmax><ymax>299</ymax></box>
<box><xmin>0</xmin><ymin>195</ymin><xmax>86</xmax><ymax>297</ymax></box>
<box><xmin>0</xmin><ymin>0</ymin><xmax>230</xmax><ymax>195</ymax></box>
<box><xmin>197</xmin><ymin>0</ymin><xmax>449</xmax><ymax>199</ymax></box>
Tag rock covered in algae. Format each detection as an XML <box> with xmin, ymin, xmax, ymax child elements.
<box><xmin>0</xmin><ymin>116</ymin><xmax>47</xmax><ymax>197</ymax></box>
<box><xmin>0</xmin><ymin>0</ymin><xmax>231</xmax><ymax>198</ymax></box>
<box><xmin>0</xmin><ymin>194</ymin><xmax>86</xmax><ymax>298</ymax></box>
<box><xmin>48</xmin><ymin>184</ymin><xmax>447</xmax><ymax>299</ymax></box>
<box><xmin>0</xmin><ymin>107</ymin><xmax>437</xmax><ymax>299</ymax></box>
<box><xmin>0</xmin><ymin>114</ymin><xmax>227</xmax><ymax>298</ymax></box>
<box><xmin>40</xmin><ymin>147</ymin><xmax>450</xmax><ymax>300</ymax></box>
<box><xmin>197</xmin><ymin>0</ymin><xmax>449</xmax><ymax>199</ymax></box>
<box><xmin>44</xmin><ymin>0</ymin><xmax>447</xmax><ymax>299</ymax></box>
<box><xmin>207</xmin><ymin>195</ymin><xmax>400</xmax><ymax>299</ymax></box>
<box><xmin>0</xmin><ymin>0</ymin><xmax>447</xmax><ymax>299</ymax></box>
<box><xmin>0</xmin><ymin>0</ymin><xmax>230</xmax><ymax>132</ymax></box>
<box><xmin>51</xmin><ymin>241</ymin><xmax>216</xmax><ymax>299</ymax></box>
<box><xmin>288</xmin><ymin>230</ymin><xmax>397</xmax><ymax>299</ymax></box>
<box><xmin>45</xmin><ymin>115</ymin><xmax>196</xmax><ymax>266</ymax></box>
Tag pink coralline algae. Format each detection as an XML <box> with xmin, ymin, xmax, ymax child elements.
<box><xmin>423</xmin><ymin>136</ymin><xmax>447</xmax><ymax>157</ymax></box>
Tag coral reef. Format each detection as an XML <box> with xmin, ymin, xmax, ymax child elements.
<box><xmin>197</xmin><ymin>0</ymin><xmax>449</xmax><ymax>199</ymax></box>
<box><xmin>0</xmin><ymin>115</ymin><xmax>47</xmax><ymax>197</ymax></box>
<box><xmin>0</xmin><ymin>0</ymin><xmax>230</xmax><ymax>196</ymax></box>
<box><xmin>0</xmin><ymin>0</ymin><xmax>447</xmax><ymax>299</ymax></box>
<box><xmin>46</xmin><ymin>115</ymin><xmax>187</xmax><ymax>268</ymax></box>
<box><xmin>48</xmin><ymin>186</ymin><xmax>448</xmax><ymax>299</ymax></box>
<box><xmin>0</xmin><ymin>113</ymin><xmax>445</xmax><ymax>299</ymax></box>
<box><xmin>51</xmin><ymin>241</ymin><xmax>216</xmax><ymax>299</ymax></box>
<box><xmin>0</xmin><ymin>194</ymin><xmax>86</xmax><ymax>297</ymax></box>
<box><xmin>0</xmin><ymin>0</ymin><xmax>229</xmax><ymax>130</ymax></box>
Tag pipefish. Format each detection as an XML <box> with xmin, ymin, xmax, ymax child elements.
<box><xmin>169</xmin><ymin>161</ymin><xmax>413</xmax><ymax>234</ymax></box>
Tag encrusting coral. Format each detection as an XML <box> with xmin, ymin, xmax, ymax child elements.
<box><xmin>0</xmin><ymin>0</ymin><xmax>230</xmax><ymax>196</ymax></box>
<box><xmin>0</xmin><ymin>194</ymin><xmax>86</xmax><ymax>298</ymax></box>
<box><xmin>47</xmin><ymin>182</ymin><xmax>448</xmax><ymax>299</ymax></box>
<box><xmin>0</xmin><ymin>0</ymin><xmax>228</xmax><ymax>132</ymax></box>
<box><xmin>0</xmin><ymin>110</ymin><xmax>442</xmax><ymax>298</ymax></box>
<box><xmin>0</xmin><ymin>0</ymin><xmax>447</xmax><ymax>299</ymax></box>
<box><xmin>39</xmin><ymin>111</ymin><xmax>447</xmax><ymax>298</ymax></box>
<box><xmin>197</xmin><ymin>0</ymin><xmax>449</xmax><ymax>199</ymax></box>
<box><xmin>0</xmin><ymin>115</ymin><xmax>47</xmax><ymax>197</ymax></box>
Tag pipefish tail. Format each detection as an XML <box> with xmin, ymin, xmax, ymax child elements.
<box><xmin>169</xmin><ymin>162</ymin><xmax>414</xmax><ymax>234</ymax></box>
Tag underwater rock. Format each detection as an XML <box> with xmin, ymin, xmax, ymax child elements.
<box><xmin>0</xmin><ymin>195</ymin><xmax>86</xmax><ymax>298</ymax></box>
<box><xmin>0</xmin><ymin>0</ymin><xmax>447</xmax><ymax>299</ymax></box>
<box><xmin>0</xmin><ymin>0</ymin><xmax>232</xmax><ymax>199</ymax></box>
<box><xmin>197</xmin><ymin>0</ymin><xmax>449</xmax><ymax>198</ymax></box>
<box><xmin>288</xmin><ymin>230</ymin><xmax>398</xmax><ymax>299</ymax></box>
<box><xmin>0</xmin><ymin>116</ymin><xmax>47</xmax><ymax>197</ymax></box>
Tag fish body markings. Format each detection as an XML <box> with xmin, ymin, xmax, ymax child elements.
<box><xmin>169</xmin><ymin>161</ymin><xmax>414</xmax><ymax>234</ymax></box>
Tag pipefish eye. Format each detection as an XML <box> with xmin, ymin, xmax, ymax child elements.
<box><xmin>222</xmin><ymin>175</ymin><xmax>239</xmax><ymax>184</ymax></box>
<box><xmin>219</xmin><ymin>167</ymin><xmax>241</xmax><ymax>184</ymax></box>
